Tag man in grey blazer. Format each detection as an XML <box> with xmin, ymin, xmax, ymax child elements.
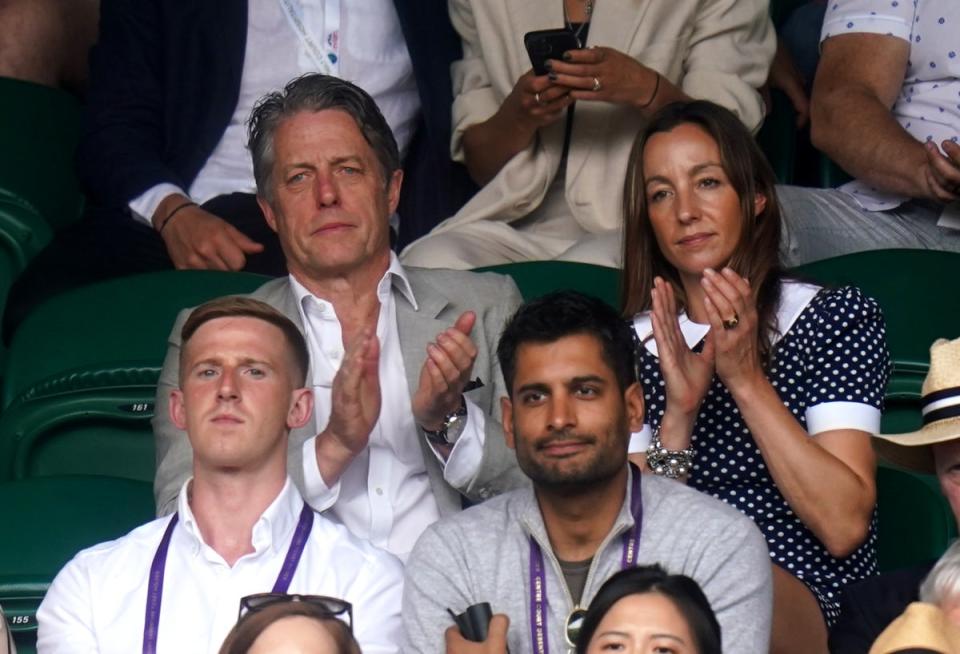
<box><xmin>152</xmin><ymin>74</ymin><xmax>525</xmax><ymax>561</ymax></box>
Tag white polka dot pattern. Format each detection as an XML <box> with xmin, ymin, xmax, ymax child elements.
<box><xmin>634</xmin><ymin>286</ymin><xmax>891</xmax><ymax>626</ymax></box>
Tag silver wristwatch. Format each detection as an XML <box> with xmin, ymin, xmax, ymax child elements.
<box><xmin>422</xmin><ymin>396</ymin><xmax>468</xmax><ymax>446</ymax></box>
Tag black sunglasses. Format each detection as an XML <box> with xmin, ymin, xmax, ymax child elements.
<box><xmin>237</xmin><ymin>593</ymin><xmax>353</xmax><ymax>631</ymax></box>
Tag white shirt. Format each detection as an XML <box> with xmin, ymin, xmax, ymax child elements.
<box><xmin>129</xmin><ymin>0</ymin><xmax>420</xmax><ymax>224</ymax></box>
<box><xmin>291</xmin><ymin>253</ymin><xmax>486</xmax><ymax>561</ymax></box>
<box><xmin>36</xmin><ymin>478</ymin><xmax>404</xmax><ymax>654</ymax></box>
<box><xmin>821</xmin><ymin>0</ymin><xmax>960</xmax><ymax>212</ymax></box>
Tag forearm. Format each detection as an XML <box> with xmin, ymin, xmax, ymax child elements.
<box><xmin>811</xmin><ymin>87</ymin><xmax>929</xmax><ymax>197</ymax></box>
<box><xmin>633</xmin><ymin>70</ymin><xmax>689</xmax><ymax>115</ymax></box>
<box><xmin>729</xmin><ymin>373</ymin><xmax>874</xmax><ymax>556</ymax></box>
<box><xmin>461</xmin><ymin>110</ymin><xmax>538</xmax><ymax>186</ymax></box>
<box><xmin>152</xmin><ymin>191</ymin><xmax>193</xmax><ymax>230</ymax></box>
<box><xmin>313</xmin><ymin>429</ymin><xmax>360</xmax><ymax>487</ymax></box>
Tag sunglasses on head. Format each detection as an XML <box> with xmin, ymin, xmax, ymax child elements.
<box><xmin>237</xmin><ymin>593</ymin><xmax>353</xmax><ymax>630</ymax></box>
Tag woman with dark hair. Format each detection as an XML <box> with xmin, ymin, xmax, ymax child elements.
<box><xmin>576</xmin><ymin>565</ymin><xmax>721</xmax><ymax>654</ymax></box>
<box><xmin>219</xmin><ymin>596</ymin><xmax>359</xmax><ymax>654</ymax></box>
<box><xmin>620</xmin><ymin>100</ymin><xmax>890</xmax><ymax>654</ymax></box>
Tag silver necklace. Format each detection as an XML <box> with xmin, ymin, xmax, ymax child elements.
<box><xmin>563</xmin><ymin>0</ymin><xmax>594</xmax><ymax>47</ymax></box>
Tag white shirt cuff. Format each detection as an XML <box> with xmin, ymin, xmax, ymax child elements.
<box><xmin>805</xmin><ymin>402</ymin><xmax>882</xmax><ymax>435</ymax></box>
<box><xmin>435</xmin><ymin>398</ymin><xmax>486</xmax><ymax>489</ymax></box>
<box><xmin>629</xmin><ymin>425</ymin><xmax>653</xmax><ymax>454</ymax></box>
<box><xmin>128</xmin><ymin>183</ymin><xmax>188</xmax><ymax>227</ymax></box>
<box><xmin>300</xmin><ymin>436</ymin><xmax>342</xmax><ymax>511</ymax></box>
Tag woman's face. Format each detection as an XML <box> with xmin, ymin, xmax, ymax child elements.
<box><xmin>585</xmin><ymin>592</ymin><xmax>699</xmax><ymax>654</ymax></box>
<box><xmin>641</xmin><ymin>123</ymin><xmax>763</xmax><ymax>284</ymax></box>
<box><xmin>248</xmin><ymin>616</ymin><xmax>341</xmax><ymax>654</ymax></box>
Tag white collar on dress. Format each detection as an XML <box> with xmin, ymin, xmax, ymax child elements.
<box><xmin>632</xmin><ymin>279</ymin><xmax>821</xmax><ymax>358</ymax></box>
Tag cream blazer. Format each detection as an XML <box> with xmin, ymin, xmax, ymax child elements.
<box><xmin>436</xmin><ymin>0</ymin><xmax>775</xmax><ymax>235</ymax></box>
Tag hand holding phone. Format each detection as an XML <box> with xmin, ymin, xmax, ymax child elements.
<box><xmin>524</xmin><ymin>29</ymin><xmax>581</xmax><ymax>76</ymax></box>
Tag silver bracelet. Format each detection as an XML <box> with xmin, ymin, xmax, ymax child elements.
<box><xmin>645</xmin><ymin>427</ymin><xmax>695</xmax><ymax>479</ymax></box>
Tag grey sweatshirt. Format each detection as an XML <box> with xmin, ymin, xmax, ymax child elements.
<box><xmin>402</xmin><ymin>467</ymin><xmax>772</xmax><ymax>653</ymax></box>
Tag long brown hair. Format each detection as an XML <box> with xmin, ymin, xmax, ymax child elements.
<box><xmin>619</xmin><ymin>101</ymin><xmax>784</xmax><ymax>361</ymax></box>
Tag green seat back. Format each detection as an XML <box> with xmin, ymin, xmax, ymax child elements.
<box><xmin>756</xmin><ymin>89</ymin><xmax>797</xmax><ymax>185</ymax></box>
<box><xmin>0</xmin><ymin>77</ymin><xmax>84</xmax><ymax>232</ymax></box>
<box><xmin>4</xmin><ymin>270</ymin><xmax>271</xmax><ymax>408</ymax></box>
<box><xmin>876</xmin><ymin>465</ymin><xmax>955</xmax><ymax>572</ymax></box>
<box><xmin>793</xmin><ymin>249</ymin><xmax>960</xmax><ymax>424</ymax></box>
<box><xmin>0</xmin><ymin>271</ymin><xmax>270</xmax><ymax>481</ymax></box>
<box><xmin>0</xmin><ymin>475</ymin><xmax>154</xmax><ymax>653</ymax></box>
<box><xmin>474</xmin><ymin>261</ymin><xmax>621</xmax><ymax>308</ymax></box>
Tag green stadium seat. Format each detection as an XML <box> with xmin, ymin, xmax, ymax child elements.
<box><xmin>0</xmin><ymin>270</ymin><xmax>270</xmax><ymax>481</ymax></box>
<box><xmin>474</xmin><ymin>261</ymin><xmax>620</xmax><ymax>308</ymax></box>
<box><xmin>876</xmin><ymin>464</ymin><xmax>955</xmax><ymax>572</ymax></box>
<box><xmin>0</xmin><ymin>475</ymin><xmax>154</xmax><ymax>653</ymax></box>
<box><xmin>0</xmin><ymin>77</ymin><xmax>84</xmax><ymax>232</ymax></box>
<box><xmin>792</xmin><ymin>249</ymin><xmax>960</xmax><ymax>387</ymax></box>
<box><xmin>757</xmin><ymin>89</ymin><xmax>797</xmax><ymax>185</ymax></box>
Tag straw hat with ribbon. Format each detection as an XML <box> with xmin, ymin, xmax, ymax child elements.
<box><xmin>869</xmin><ymin>602</ymin><xmax>960</xmax><ymax>654</ymax></box>
<box><xmin>874</xmin><ymin>337</ymin><xmax>960</xmax><ymax>474</ymax></box>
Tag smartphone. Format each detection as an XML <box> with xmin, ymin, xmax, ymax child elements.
<box><xmin>524</xmin><ymin>28</ymin><xmax>581</xmax><ymax>76</ymax></box>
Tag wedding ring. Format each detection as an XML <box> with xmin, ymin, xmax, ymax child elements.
<box><xmin>592</xmin><ymin>76</ymin><xmax>602</xmax><ymax>92</ymax></box>
<box><xmin>535</xmin><ymin>92</ymin><xmax>542</xmax><ymax>105</ymax></box>
<box><xmin>722</xmin><ymin>313</ymin><xmax>740</xmax><ymax>330</ymax></box>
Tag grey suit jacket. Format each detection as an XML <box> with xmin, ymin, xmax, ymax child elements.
<box><xmin>152</xmin><ymin>267</ymin><xmax>527</xmax><ymax>517</ymax></box>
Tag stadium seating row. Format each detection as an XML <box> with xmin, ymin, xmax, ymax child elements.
<box><xmin>0</xmin><ymin>252</ymin><xmax>957</xmax><ymax>652</ymax></box>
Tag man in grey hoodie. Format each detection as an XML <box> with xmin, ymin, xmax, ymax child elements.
<box><xmin>402</xmin><ymin>290</ymin><xmax>773</xmax><ymax>654</ymax></box>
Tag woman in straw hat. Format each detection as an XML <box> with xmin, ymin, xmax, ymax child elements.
<box><xmin>619</xmin><ymin>100</ymin><xmax>891</xmax><ymax>654</ymax></box>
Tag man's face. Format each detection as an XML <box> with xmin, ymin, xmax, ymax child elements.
<box><xmin>934</xmin><ymin>439</ymin><xmax>960</xmax><ymax>525</ymax></box>
<box><xmin>501</xmin><ymin>333</ymin><xmax>645</xmax><ymax>490</ymax></box>
<box><xmin>258</xmin><ymin>109</ymin><xmax>402</xmax><ymax>281</ymax></box>
<box><xmin>171</xmin><ymin>317</ymin><xmax>312</xmax><ymax>474</ymax></box>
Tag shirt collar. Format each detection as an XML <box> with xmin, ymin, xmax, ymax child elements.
<box><xmin>288</xmin><ymin>251</ymin><xmax>418</xmax><ymax>314</ymax></box>
<box><xmin>632</xmin><ymin>279</ymin><xmax>821</xmax><ymax>357</ymax></box>
<box><xmin>176</xmin><ymin>476</ymin><xmax>305</xmax><ymax>558</ymax></box>
<box><xmin>518</xmin><ymin>465</ymin><xmax>640</xmax><ymax>554</ymax></box>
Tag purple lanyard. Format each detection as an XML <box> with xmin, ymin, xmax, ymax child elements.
<box><xmin>528</xmin><ymin>466</ymin><xmax>642</xmax><ymax>654</ymax></box>
<box><xmin>142</xmin><ymin>503</ymin><xmax>314</xmax><ymax>654</ymax></box>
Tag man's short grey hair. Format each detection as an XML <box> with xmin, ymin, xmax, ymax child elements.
<box><xmin>920</xmin><ymin>540</ymin><xmax>960</xmax><ymax>606</ymax></box>
<box><xmin>247</xmin><ymin>73</ymin><xmax>401</xmax><ymax>204</ymax></box>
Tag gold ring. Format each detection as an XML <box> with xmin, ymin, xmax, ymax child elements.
<box><xmin>722</xmin><ymin>314</ymin><xmax>740</xmax><ymax>330</ymax></box>
<box><xmin>592</xmin><ymin>77</ymin><xmax>602</xmax><ymax>92</ymax></box>
<box><xmin>535</xmin><ymin>92</ymin><xmax>542</xmax><ymax>105</ymax></box>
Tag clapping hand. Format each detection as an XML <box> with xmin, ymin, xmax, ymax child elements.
<box><xmin>412</xmin><ymin>312</ymin><xmax>478</xmax><ymax>431</ymax></box>
<box><xmin>700</xmin><ymin>267</ymin><xmax>763</xmax><ymax>391</ymax></box>
<box><xmin>323</xmin><ymin>329</ymin><xmax>381</xmax><ymax>457</ymax></box>
<box><xmin>650</xmin><ymin>276</ymin><xmax>715</xmax><ymax>418</ymax></box>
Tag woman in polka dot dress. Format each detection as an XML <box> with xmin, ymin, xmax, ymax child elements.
<box><xmin>619</xmin><ymin>101</ymin><xmax>890</xmax><ymax>654</ymax></box>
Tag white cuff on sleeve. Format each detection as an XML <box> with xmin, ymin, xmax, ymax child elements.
<box><xmin>629</xmin><ymin>425</ymin><xmax>653</xmax><ymax>454</ymax></box>
<box><xmin>805</xmin><ymin>402</ymin><xmax>882</xmax><ymax>435</ymax></box>
<box><xmin>439</xmin><ymin>398</ymin><xmax>486</xmax><ymax>488</ymax></box>
<box><xmin>128</xmin><ymin>183</ymin><xmax>188</xmax><ymax>227</ymax></box>
<box><xmin>300</xmin><ymin>436</ymin><xmax>342</xmax><ymax>512</ymax></box>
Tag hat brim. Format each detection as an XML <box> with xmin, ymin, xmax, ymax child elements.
<box><xmin>874</xmin><ymin>416</ymin><xmax>960</xmax><ymax>474</ymax></box>
<box><xmin>869</xmin><ymin>602</ymin><xmax>960</xmax><ymax>654</ymax></box>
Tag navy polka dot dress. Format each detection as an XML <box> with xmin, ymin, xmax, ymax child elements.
<box><xmin>633</xmin><ymin>283</ymin><xmax>891</xmax><ymax>626</ymax></box>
